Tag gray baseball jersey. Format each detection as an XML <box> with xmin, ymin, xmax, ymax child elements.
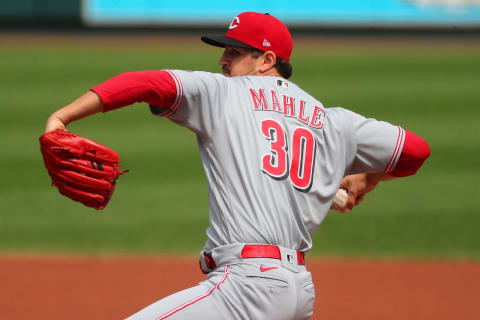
<box><xmin>151</xmin><ymin>70</ymin><xmax>403</xmax><ymax>253</ymax></box>
<box><xmin>126</xmin><ymin>70</ymin><xmax>403</xmax><ymax>320</ymax></box>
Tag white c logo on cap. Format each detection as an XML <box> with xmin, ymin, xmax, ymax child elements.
<box><xmin>229</xmin><ymin>17</ymin><xmax>240</xmax><ymax>29</ymax></box>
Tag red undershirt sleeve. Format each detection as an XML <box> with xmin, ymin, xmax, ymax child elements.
<box><xmin>389</xmin><ymin>130</ymin><xmax>431</xmax><ymax>177</ymax></box>
<box><xmin>90</xmin><ymin>70</ymin><xmax>177</xmax><ymax>112</ymax></box>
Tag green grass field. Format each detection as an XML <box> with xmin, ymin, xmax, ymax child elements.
<box><xmin>1</xmin><ymin>34</ymin><xmax>479</xmax><ymax>259</ymax></box>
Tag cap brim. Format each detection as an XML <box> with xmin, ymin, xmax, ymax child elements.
<box><xmin>201</xmin><ymin>35</ymin><xmax>255</xmax><ymax>49</ymax></box>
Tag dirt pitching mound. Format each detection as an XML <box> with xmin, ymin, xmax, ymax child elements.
<box><xmin>1</xmin><ymin>255</ymin><xmax>478</xmax><ymax>319</ymax></box>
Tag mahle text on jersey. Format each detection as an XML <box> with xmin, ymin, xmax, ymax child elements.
<box><xmin>249</xmin><ymin>88</ymin><xmax>325</xmax><ymax>129</ymax></box>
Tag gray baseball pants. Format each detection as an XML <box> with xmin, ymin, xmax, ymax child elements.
<box><xmin>125</xmin><ymin>244</ymin><xmax>315</xmax><ymax>320</ymax></box>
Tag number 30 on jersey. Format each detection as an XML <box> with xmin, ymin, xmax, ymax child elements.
<box><xmin>261</xmin><ymin>119</ymin><xmax>316</xmax><ymax>192</ymax></box>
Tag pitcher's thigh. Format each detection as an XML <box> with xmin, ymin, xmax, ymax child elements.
<box><xmin>125</xmin><ymin>272</ymin><xmax>231</xmax><ymax>320</ymax></box>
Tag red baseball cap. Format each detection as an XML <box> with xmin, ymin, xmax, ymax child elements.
<box><xmin>201</xmin><ymin>12</ymin><xmax>293</xmax><ymax>61</ymax></box>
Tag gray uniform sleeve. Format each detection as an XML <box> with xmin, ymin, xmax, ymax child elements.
<box><xmin>150</xmin><ymin>70</ymin><xmax>229</xmax><ymax>141</ymax></box>
<box><xmin>330</xmin><ymin>108</ymin><xmax>405</xmax><ymax>175</ymax></box>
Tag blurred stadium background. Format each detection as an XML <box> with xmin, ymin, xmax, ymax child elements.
<box><xmin>1</xmin><ymin>0</ymin><xmax>479</xmax><ymax>259</ymax></box>
<box><xmin>2</xmin><ymin>0</ymin><xmax>480</xmax><ymax>28</ymax></box>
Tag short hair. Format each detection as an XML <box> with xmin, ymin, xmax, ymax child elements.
<box><xmin>251</xmin><ymin>49</ymin><xmax>293</xmax><ymax>79</ymax></box>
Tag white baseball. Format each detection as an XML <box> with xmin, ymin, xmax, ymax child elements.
<box><xmin>333</xmin><ymin>188</ymin><xmax>348</xmax><ymax>210</ymax></box>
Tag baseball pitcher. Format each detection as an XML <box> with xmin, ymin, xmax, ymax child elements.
<box><xmin>40</xmin><ymin>12</ymin><xmax>430</xmax><ymax>320</ymax></box>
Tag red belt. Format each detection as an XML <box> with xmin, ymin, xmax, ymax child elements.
<box><xmin>242</xmin><ymin>244</ymin><xmax>305</xmax><ymax>265</ymax></box>
<box><xmin>202</xmin><ymin>244</ymin><xmax>305</xmax><ymax>270</ymax></box>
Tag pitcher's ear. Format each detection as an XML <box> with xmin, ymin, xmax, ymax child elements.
<box><xmin>259</xmin><ymin>51</ymin><xmax>277</xmax><ymax>73</ymax></box>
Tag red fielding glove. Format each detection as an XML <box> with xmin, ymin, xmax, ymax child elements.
<box><xmin>39</xmin><ymin>129</ymin><xmax>127</xmax><ymax>210</ymax></box>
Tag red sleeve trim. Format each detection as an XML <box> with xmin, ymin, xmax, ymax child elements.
<box><xmin>389</xmin><ymin>130</ymin><xmax>431</xmax><ymax>177</ymax></box>
<box><xmin>384</xmin><ymin>126</ymin><xmax>405</xmax><ymax>173</ymax></box>
<box><xmin>160</xmin><ymin>70</ymin><xmax>184</xmax><ymax>118</ymax></box>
